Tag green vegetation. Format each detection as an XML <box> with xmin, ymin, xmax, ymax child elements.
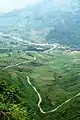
<box><xmin>0</xmin><ymin>70</ymin><xmax>41</xmax><ymax>120</ymax></box>
<box><xmin>0</xmin><ymin>71</ymin><xmax>30</xmax><ymax>120</ymax></box>
<box><xmin>0</xmin><ymin>0</ymin><xmax>80</xmax><ymax>119</ymax></box>
<box><xmin>30</xmin><ymin>52</ymin><xmax>80</xmax><ymax>110</ymax></box>
<box><xmin>0</xmin><ymin>48</ymin><xmax>80</xmax><ymax>119</ymax></box>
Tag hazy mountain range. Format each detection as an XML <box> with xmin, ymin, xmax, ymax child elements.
<box><xmin>0</xmin><ymin>0</ymin><xmax>80</xmax><ymax>49</ymax></box>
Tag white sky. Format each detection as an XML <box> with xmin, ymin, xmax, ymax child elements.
<box><xmin>0</xmin><ymin>0</ymin><xmax>40</xmax><ymax>12</ymax></box>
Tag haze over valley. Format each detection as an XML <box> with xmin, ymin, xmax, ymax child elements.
<box><xmin>0</xmin><ymin>0</ymin><xmax>80</xmax><ymax>120</ymax></box>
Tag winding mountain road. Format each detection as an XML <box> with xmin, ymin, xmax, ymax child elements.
<box><xmin>2</xmin><ymin>57</ymin><xmax>36</xmax><ymax>70</ymax></box>
<box><xmin>0</xmin><ymin>33</ymin><xmax>58</xmax><ymax>51</ymax></box>
<box><xmin>0</xmin><ymin>32</ymin><xmax>52</xmax><ymax>46</ymax></box>
<box><xmin>2</xmin><ymin>55</ymin><xmax>80</xmax><ymax>114</ymax></box>
<box><xmin>27</xmin><ymin>76</ymin><xmax>80</xmax><ymax>114</ymax></box>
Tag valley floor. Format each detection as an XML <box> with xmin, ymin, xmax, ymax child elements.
<box><xmin>0</xmin><ymin>40</ymin><xmax>80</xmax><ymax>120</ymax></box>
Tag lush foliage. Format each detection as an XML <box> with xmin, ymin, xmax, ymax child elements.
<box><xmin>0</xmin><ymin>76</ymin><xmax>30</xmax><ymax>120</ymax></box>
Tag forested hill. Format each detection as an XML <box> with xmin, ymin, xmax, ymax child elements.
<box><xmin>0</xmin><ymin>0</ymin><xmax>80</xmax><ymax>49</ymax></box>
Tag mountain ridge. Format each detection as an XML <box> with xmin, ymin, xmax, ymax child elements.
<box><xmin>0</xmin><ymin>0</ymin><xmax>80</xmax><ymax>49</ymax></box>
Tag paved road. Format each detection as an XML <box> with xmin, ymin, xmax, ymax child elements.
<box><xmin>2</xmin><ymin>57</ymin><xmax>36</xmax><ymax>70</ymax></box>
<box><xmin>0</xmin><ymin>32</ymin><xmax>55</xmax><ymax>47</ymax></box>
<box><xmin>2</xmin><ymin>55</ymin><xmax>80</xmax><ymax>114</ymax></box>
<box><xmin>27</xmin><ymin>76</ymin><xmax>80</xmax><ymax>114</ymax></box>
<box><xmin>27</xmin><ymin>76</ymin><xmax>45</xmax><ymax>114</ymax></box>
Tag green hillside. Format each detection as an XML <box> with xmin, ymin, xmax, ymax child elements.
<box><xmin>0</xmin><ymin>49</ymin><xmax>80</xmax><ymax>119</ymax></box>
<box><xmin>0</xmin><ymin>0</ymin><xmax>80</xmax><ymax>119</ymax></box>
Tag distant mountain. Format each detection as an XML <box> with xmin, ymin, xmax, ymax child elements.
<box><xmin>0</xmin><ymin>0</ymin><xmax>80</xmax><ymax>49</ymax></box>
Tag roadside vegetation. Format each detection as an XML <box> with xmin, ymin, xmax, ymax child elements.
<box><xmin>0</xmin><ymin>48</ymin><xmax>80</xmax><ymax>120</ymax></box>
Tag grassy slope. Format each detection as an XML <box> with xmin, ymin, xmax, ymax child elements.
<box><xmin>0</xmin><ymin>50</ymin><xmax>80</xmax><ymax>119</ymax></box>
<box><xmin>30</xmin><ymin>51</ymin><xmax>80</xmax><ymax>114</ymax></box>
